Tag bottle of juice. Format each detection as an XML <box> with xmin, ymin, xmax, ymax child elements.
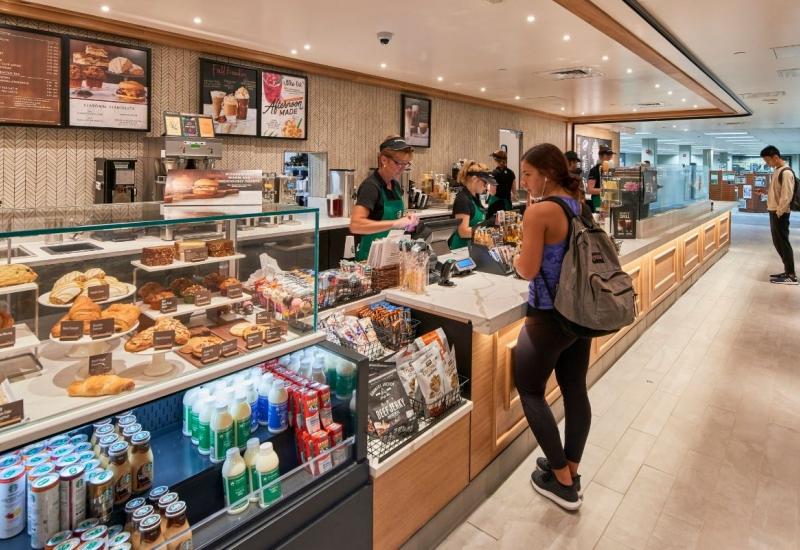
<box><xmin>196</xmin><ymin>396</ymin><xmax>214</xmax><ymax>456</ymax></box>
<box><xmin>182</xmin><ymin>388</ymin><xmax>199</xmax><ymax>437</ymax></box>
<box><xmin>335</xmin><ymin>360</ymin><xmax>355</xmax><ymax>400</ymax></box>
<box><xmin>256</xmin><ymin>373</ymin><xmax>274</xmax><ymax>426</ymax></box>
<box><xmin>243</xmin><ymin>438</ymin><xmax>260</xmax><ymax>503</ymax></box>
<box><xmin>228</xmin><ymin>390</ymin><xmax>251</xmax><ymax>452</ymax></box>
<box><xmin>188</xmin><ymin>389</ymin><xmax>209</xmax><ymax>446</ymax></box>
<box><xmin>255</xmin><ymin>442</ymin><xmax>281</xmax><ymax>509</ymax></box>
<box><xmin>267</xmin><ymin>380</ymin><xmax>288</xmax><ymax>434</ymax></box>
<box><xmin>210</xmin><ymin>401</ymin><xmax>233</xmax><ymax>464</ymax></box>
<box><xmin>221</xmin><ymin>448</ymin><xmax>249</xmax><ymax>515</ymax></box>
<box><xmin>245</xmin><ymin>381</ymin><xmax>258</xmax><ymax>434</ymax></box>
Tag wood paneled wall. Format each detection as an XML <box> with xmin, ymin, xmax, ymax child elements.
<box><xmin>0</xmin><ymin>15</ymin><xmax>565</xmax><ymax>208</ymax></box>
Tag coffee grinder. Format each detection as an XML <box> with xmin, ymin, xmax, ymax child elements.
<box><xmin>94</xmin><ymin>158</ymin><xmax>137</xmax><ymax>203</ymax></box>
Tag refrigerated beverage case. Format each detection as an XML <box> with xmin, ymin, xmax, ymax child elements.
<box><xmin>267</xmin><ymin>381</ymin><xmax>288</xmax><ymax>434</ymax></box>
<box><xmin>221</xmin><ymin>448</ymin><xmax>248</xmax><ymax>515</ymax></box>
<box><xmin>255</xmin><ymin>442</ymin><xmax>281</xmax><ymax>509</ymax></box>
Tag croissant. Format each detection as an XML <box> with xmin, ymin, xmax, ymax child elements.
<box><xmin>68</xmin><ymin>374</ymin><xmax>135</xmax><ymax>397</ymax></box>
<box><xmin>69</xmin><ymin>296</ymin><xmax>102</xmax><ymax>322</ymax></box>
<box><xmin>102</xmin><ymin>303</ymin><xmax>140</xmax><ymax>332</ymax></box>
<box><xmin>50</xmin><ymin>313</ymin><xmax>71</xmax><ymax>338</ymax></box>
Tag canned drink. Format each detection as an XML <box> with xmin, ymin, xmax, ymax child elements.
<box><xmin>25</xmin><ymin>453</ymin><xmax>52</xmax><ymax>471</ymax></box>
<box><xmin>47</xmin><ymin>436</ymin><xmax>71</xmax><ymax>450</ymax></box>
<box><xmin>28</xmin><ymin>463</ymin><xmax>57</xmax><ymax>482</ymax></box>
<box><xmin>44</xmin><ymin>530</ymin><xmax>73</xmax><ymax>550</ymax></box>
<box><xmin>0</xmin><ymin>464</ymin><xmax>26</xmax><ymax>539</ymax></box>
<box><xmin>28</xmin><ymin>472</ymin><xmax>60</xmax><ymax>548</ymax></box>
<box><xmin>107</xmin><ymin>530</ymin><xmax>130</xmax><ymax>548</ymax></box>
<box><xmin>68</xmin><ymin>434</ymin><xmax>89</xmax><ymax>446</ymax></box>
<box><xmin>72</xmin><ymin>517</ymin><xmax>99</xmax><ymax>539</ymax></box>
<box><xmin>52</xmin><ymin>537</ymin><xmax>81</xmax><ymax>550</ymax></box>
<box><xmin>77</xmin><ymin>539</ymin><xmax>105</xmax><ymax>550</ymax></box>
<box><xmin>74</xmin><ymin>452</ymin><xmax>96</xmax><ymax>464</ymax></box>
<box><xmin>58</xmin><ymin>464</ymin><xmax>86</xmax><ymax>531</ymax></box>
<box><xmin>22</xmin><ymin>443</ymin><xmax>48</xmax><ymax>459</ymax></box>
<box><xmin>80</xmin><ymin>525</ymin><xmax>108</xmax><ymax>545</ymax></box>
<box><xmin>49</xmin><ymin>446</ymin><xmax>75</xmax><ymax>463</ymax></box>
<box><xmin>54</xmin><ymin>455</ymin><xmax>80</xmax><ymax>472</ymax></box>
<box><xmin>87</xmin><ymin>469</ymin><xmax>114</xmax><ymax>523</ymax></box>
<box><xmin>81</xmin><ymin>460</ymin><xmax>101</xmax><ymax>474</ymax></box>
<box><xmin>110</xmin><ymin>544</ymin><xmax>131</xmax><ymax>550</ymax></box>
<box><xmin>0</xmin><ymin>454</ymin><xmax>20</xmax><ymax>470</ymax></box>
<box><xmin>73</xmin><ymin>443</ymin><xmax>94</xmax><ymax>455</ymax></box>
<box><xmin>106</xmin><ymin>524</ymin><xmax>123</xmax><ymax>538</ymax></box>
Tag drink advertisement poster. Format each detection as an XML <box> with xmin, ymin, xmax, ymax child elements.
<box><xmin>401</xmin><ymin>94</ymin><xmax>432</xmax><ymax>148</ymax></box>
<box><xmin>66</xmin><ymin>37</ymin><xmax>150</xmax><ymax>131</ymax></box>
<box><xmin>199</xmin><ymin>59</ymin><xmax>258</xmax><ymax>136</ymax></box>
<box><xmin>612</xmin><ymin>205</ymin><xmax>637</xmax><ymax>239</ymax></box>
<box><xmin>260</xmin><ymin>71</ymin><xmax>307</xmax><ymax>139</ymax></box>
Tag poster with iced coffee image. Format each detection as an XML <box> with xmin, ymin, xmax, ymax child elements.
<box><xmin>260</xmin><ymin>71</ymin><xmax>307</xmax><ymax>139</ymax></box>
<box><xmin>401</xmin><ymin>94</ymin><xmax>431</xmax><ymax>148</ymax></box>
<box><xmin>200</xmin><ymin>59</ymin><xmax>258</xmax><ymax>136</ymax></box>
<box><xmin>66</xmin><ymin>37</ymin><xmax>150</xmax><ymax>130</ymax></box>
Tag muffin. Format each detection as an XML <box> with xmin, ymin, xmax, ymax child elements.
<box><xmin>69</xmin><ymin>64</ymin><xmax>83</xmax><ymax>88</ymax></box>
<box><xmin>83</xmin><ymin>65</ymin><xmax>106</xmax><ymax>89</ymax></box>
<box><xmin>180</xmin><ymin>285</ymin><xmax>206</xmax><ymax>304</ymax></box>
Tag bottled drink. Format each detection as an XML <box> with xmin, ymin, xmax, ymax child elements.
<box><xmin>256</xmin><ymin>374</ymin><xmax>274</xmax><ymax>426</ymax></box>
<box><xmin>221</xmin><ymin>448</ymin><xmax>249</xmax><ymax>515</ymax></box>
<box><xmin>210</xmin><ymin>401</ymin><xmax>233</xmax><ymax>464</ymax></box>
<box><xmin>267</xmin><ymin>380</ymin><xmax>288</xmax><ymax>434</ymax></box>
<box><xmin>255</xmin><ymin>442</ymin><xmax>281</xmax><ymax>509</ymax></box>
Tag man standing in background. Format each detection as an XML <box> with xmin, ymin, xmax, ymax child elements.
<box><xmin>586</xmin><ymin>145</ymin><xmax>613</xmax><ymax>213</ymax></box>
<box><xmin>760</xmin><ymin>145</ymin><xmax>797</xmax><ymax>285</ymax></box>
<box><xmin>490</xmin><ymin>149</ymin><xmax>516</xmax><ymax>211</ymax></box>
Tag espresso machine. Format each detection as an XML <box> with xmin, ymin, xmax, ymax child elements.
<box><xmin>260</xmin><ymin>173</ymin><xmax>300</xmax><ymax>225</ymax></box>
<box><xmin>142</xmin><ymin>136</ymin><xmax>224</xmax><ymax>202</ymax></box>
<box><xmin>94</xmin><ymin>158</ymin><xmax>137</xmax><ymax>203</ymax></box>
<box><xmin>328</xmin><ymin>169</ymin><xmax>355</xmax><ymax>218</ymax></box>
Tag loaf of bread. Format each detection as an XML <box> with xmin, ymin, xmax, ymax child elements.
<box><xmin>68</xmin><ymin>374</ymin><xmax>135</xmax><ymax>397</ymax></box>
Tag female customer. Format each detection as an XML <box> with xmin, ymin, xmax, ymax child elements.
<box><xmin>350</xmin><ymin>136</ymin><xmax>419</xmax><ymax>261</ymax></box>
<box><xmin>512</xmin><ymin>143</ymin><xmax>592</xmax><ymax>511</ymax></box>
<box><xmin>448</xmin><ymin>161</ymin><xmax>495</xmax><ymax>249</ymax></box>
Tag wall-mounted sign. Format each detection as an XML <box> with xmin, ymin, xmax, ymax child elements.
<box><xmin>260</xmin><ymin>71</ymin><xmax>307</xmax><ymax>139</ymax></box>
<box><xmin>401</xmin><ymin>94</ymin><xmax>432</xmax><ymax>148</ymax></box>
<box><xmin>200</xmin><ymin>59</ymin><xmax>258</xmax><ymax>137</ymax></box>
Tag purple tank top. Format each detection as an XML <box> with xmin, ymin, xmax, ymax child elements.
<box><xmin>528</xmin><ymin>196</ymin><xmax>582</xmax><ymax>310</ymax></box>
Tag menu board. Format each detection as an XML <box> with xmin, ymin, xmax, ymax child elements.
<box><xmin>260</xmin><ymin>71</ymin><xmax>306</xmax><ymax>139</ymax></box>
<box><xmin>0</xmin><ymin>25</ymin><xmax>62</xmax><ymax>126</ymax></box>
<box><xmin>66</xmin><ymin>37</ymin><xmax>150</xmax><ymax>130</ymax></box>
<box><xmin>200</xmin><ymin>59</ymin><xmax>258</xmax><ymax>136</ymax></box>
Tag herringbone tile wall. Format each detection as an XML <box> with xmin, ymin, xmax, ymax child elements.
<box><xmin>0</xmin><ymin>15</ymin><xmax>566</xmax><ymax>208</ymax></box>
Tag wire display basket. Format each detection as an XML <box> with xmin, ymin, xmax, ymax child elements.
<box><xmin>322</xmin><ymin>332</ymin><xmax>388</xmax><ymax>361</ymax></box>
<box><xmin>408</xmin><ymin>374</ymin><xmax>468</xmax><ymax>420</ymax></box>
<box><xmin>374</xmin><ymin>318</ymin><xmax>421</xmax><ymax>351</ymax></box>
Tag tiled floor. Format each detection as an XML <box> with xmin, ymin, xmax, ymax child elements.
<box><xmin>438</xmin><ymin>212</ymin><xmax>800</xmax><ymax>550</ymax></box>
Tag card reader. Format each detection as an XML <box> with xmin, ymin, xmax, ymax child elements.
<box><xmin>452</xmin><ymin>257</ymin><xmax>476</xmax><ymax>276</ymax></box>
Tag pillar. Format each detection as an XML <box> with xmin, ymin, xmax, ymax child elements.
<box><xmin>642</xmin><ymin>138</ymin><xmax>658</xmax><ymax>166</ymax></box>
<box><xmin>702</xmin><ymin>148</ymin><xmax>713</xmax><ymax>169</ymax></box>
<box><xmin>679</xmin><ymin>145</ymin><xmax>692</xmax><ymax>166</ymax></box>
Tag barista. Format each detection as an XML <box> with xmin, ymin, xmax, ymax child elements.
<box><xmin>586</xmin><ymin>145</ymin><xmax>614</xmax><ymax>213</ymax></box>
<box><xmin>449</xmin><ymin>161</ymin><xmax>495</xmax><ymax>250</ymax></box>
<box><xmin>350</xmin><ymin>136</ymin><xmax>419</xmax><ymax>261</ymax></box>
<box><xmin>489</xmin><ymin>149</ymin><xmax>516</xmax><ymax>211</ymax></box>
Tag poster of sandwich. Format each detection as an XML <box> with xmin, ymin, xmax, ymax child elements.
<box><xmin>66</xmin><ymin>37</ymin><xmax>150</xmax><ymax>130</ymax></box>
<box><xmin>199</xmin><ymin>59</ymin><xmax>258</xmax><ymax>136</ymax></box>
<box><xmin>260</xmin><ymin>71</ymin><xmax>306</xmax><ymax>139</ymax></box>
<box><xmin>164</xmin><ymin>169</ymin><xmax>263</xmax><ymax>206</ymax></box>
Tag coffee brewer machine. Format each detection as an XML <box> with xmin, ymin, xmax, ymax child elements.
<box><xmin>328</xmin><ymin>169</ymin><xmax>355</xmax><ymax>218</ymax></box>
<box><xmin>142</xmin><ymin>136</ymin><xmax>223</xmax><ymax>201</ymax></box>
<box><xmin>94</xmin><ymin>158</ymin><xmax>137</xmax><ymax>203</ymax></box>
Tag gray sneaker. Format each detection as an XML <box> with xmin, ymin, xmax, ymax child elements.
<box><xmin>530</xmin><ymin>470</ymin><xmax>581</xmax><ymax>511</ymax></box>
<box><xmin>536</xmin><ymin>456</ymin><xmax>583</xmax><ymax>497</ymax></box>
<box><xmin>770</xmin><ymin>274</ymin><xmax>799</xmax><ymax>285</ymax></box>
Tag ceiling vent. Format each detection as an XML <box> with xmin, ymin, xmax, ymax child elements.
<box><xmin>772</xmin><ymin>44</ymin><xmax>800</xmax><ymax>59</ymax></box>
<box><xmin>739</xmin><ymin>91</ymin><xmax>786</xmax><ymax>98</ymax></box>
<box><xmin>483</xmin><ymin>0</ymin><xmax>504</xmax><ymax>4</ymax></box>
<box><xmin>777</xmin><ymin>69</ymin><xmax>800</xmax><ymax>79</ymax></box>
<box><xmin>528</xmin><ymin>95</ymin><xmax>566</xmax><ymax>104</ymax></box>
<box><xmin>539</xmin><ymin>67</ymin><xmax>601</xmax><ymax>80</ymax></box>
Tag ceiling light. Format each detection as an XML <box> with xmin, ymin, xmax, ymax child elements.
<box><xmin>635</xmin><ymin>132</ymin><xmax>652</xmax><ymax>135</ymax></box>
<box><xmin>681</xmin><ymin>98</ymin><xmax>687</xmax><ymax>102</ymax></box>
<box><xmin>672</xmin><ymin>125</ymin><xmax>677</xmax><ymax>128</ymax></box>
<box><xmin>683</xmin><ymin>128</ymin><xmax>689</xmax><ymax>132</ymax></box>
<box><xmin>626</xmin><ymin>68</ymin><xmax>633</xmax><ymax>74</ymax></box>
<box><xmin>480</xmin><ymin>87</ymin><xmax>486</xmax><ymax>92</ymax></box>
<box><xmin>515</xmin><ymin>96</ymin><xmax>521</xmax><ymax>100</ymax></box>
<box><xmin>693</xmin><ymin>104</ymin><xmax>699</xmax><ymax>108</ymax></box>
<box><xmin>563</xmin><ymin>34</ymin><xmax>571</xmax><ymax>41</ymax></box>
<box><xmin>655</xmin><ymin>84</ymin><xmax>661</xmax><ymax>89</ymax></box>
<box><xmin>704</xmin><ymin>132</ymin><xmax>748</xmax><ymax>135</ymax></box>
<box><xmin>380</xmin><ymin>63</ymin><xmax>387</xmax><ymax>69</ymax></box>
<box><xmin>290</xmin><ymin>49</ymin><xmax>298</xmax><ymax>55</ymax></box>
<box><xmin>303</xmin><ymin>44</ymin><xmax>311</xmax><ymax>51</ymax></box>
<box><xmin>100</xmin><ymin>5</ymin><xmax>110</xmax><ymax>12</ymax></box>
<box><xmin>667</xmin><ymin>91</ymin><xmax>673</xmax><ymax>95</ymax></box>
<box><xmin>581</xmin><ymin>111</ymin><xmax>585</xmax><ymax>115</ymax></box>
<box><xmin>632</xmin><ymin>108</ymin><xmax>638</xmax><ymax>112</ymax></box>
<box><xmin>602</xmin><ymin>55</ymin><xmax>609</xmax><ymax>61</ymax></box>
<box><xmin>437</xmin><ymin>76</ymin><xmax>443</xmax><ymax>82</ymax></box>
<box><xmin>560</xmin><ymin>107</ymin><xmax>566</xmax><ymax>111</ymax></box>
<box><xmin>527</xmin><ymin>15</ymin><xmax>535</xmax><ymax>23</ymax></box>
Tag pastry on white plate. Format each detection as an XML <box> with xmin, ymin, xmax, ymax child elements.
<box><xmin>50</xmin><ymin>282</ymin><xmax>82</xmax><ymax>304</ymax></box>
<box><xmin>53</xmin><ymin>271</ymin><xmax>84</xmax><ymax>289</ymax></box>
<box><xmin>83</xmin><ymin>268</ymin><xmax>106</xmax><ymax>281</ymax></box>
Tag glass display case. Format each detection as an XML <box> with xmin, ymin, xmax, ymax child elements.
<box><xmin>0</xmin><ymin>202</ymin><xmax>370</xmax><ymax>549</ymax></box>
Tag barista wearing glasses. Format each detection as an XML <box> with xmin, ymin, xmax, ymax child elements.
<box><xmin>449</xmin><ymin>161</ymin><xmax>495</xmax><ymax>250</ymax></box>
<box><xmin>350</xmin><ymin>136</ymin><xmax>420</xmax><ymax>261</ymax></box>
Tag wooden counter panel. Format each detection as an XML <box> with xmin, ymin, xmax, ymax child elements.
<box><xmin>718</xmin><ymin>214</ymin><xmax>730</xmax><ymax>246</ymax></box>
<box><xmin>373</xmin><ymin>414</ymin><xmax>470</xmax><ymax>550</ymax></box>
<box><xmin>650</xmin><ymin>244</ymin><xmax>679</xmax><ymax>306</ymax></box>
<box><xmin>470</xmin><ymin>331</ymin><xmax>497</xmax><ymax>479</ymax></box>
<box><xmin>702</xmin><ymin>222</ymin><xmax>718</xmax><ymax>259</ymax></box>
<box><xmin>596</xmin><ymin>259</ymin><xmax>646</xmax><ymax>358</ymax></box>
<box><xmin>681</xmin><ymin>230</ymin><xmax>701</xmax><ymax>278</ymax></box>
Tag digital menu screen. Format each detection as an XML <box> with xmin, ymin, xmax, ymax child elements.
<box><xmin>0</xmin><ymin>26</ymin><xmax>62</xmax><ymax>126</ymax></box>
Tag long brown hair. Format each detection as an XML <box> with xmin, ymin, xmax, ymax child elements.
<box><xmin>521</xmin><ymin>143</ymin><xmax>582</xmax><ymax>200</ymax></box>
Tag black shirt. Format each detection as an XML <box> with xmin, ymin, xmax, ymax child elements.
<box><xmin>355</xmin><ymin>171</ymin><xmax>404</xmax><ymax>222</ymax></box>
<box><xmin>452</xmin><ymin>187</ymin><xmax>482</xmax><ymax>219</ymax></box>
<box><xmin>492</xmin><ymin>167</ymin><xmax>515</xmax><ymax>200</ymax></box>
<box><xmin>587</xmin><ymin>164</ymin><xmax>601</xmax><ymax>191</ymax></box>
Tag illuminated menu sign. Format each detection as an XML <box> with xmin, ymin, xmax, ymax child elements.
<box><xmin>0</xmin><ymin>26</ymin><xmax>62</xmax><ymax>126</ymax></box>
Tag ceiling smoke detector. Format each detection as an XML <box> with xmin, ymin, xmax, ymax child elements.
<box><xmin>539</xmin><ymin>66</ymin><xmax>601</xmax><ymax>80</ymax></box>
<box><xmin>739</xmin><ymin>91</ymin><xmax>786</xmax><ymax>98</ymax></box>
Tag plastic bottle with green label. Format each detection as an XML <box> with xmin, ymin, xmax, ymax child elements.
<box><xmin>256</xmin><ymin>442</ymin><xmax>281</xmax><ymax>508</ymax></box>
<box><xmin>243</xmin><ymin>437</ymin><xmax>260</xmax><ymax>503</ymax></box>
<box><xmin>188</xmin><ymin>389</ymin><xmax>209</xmax><ymax>445</ymax></box>
<box><xmin>228</xmin><ymin>390</ymin><xmax>251</xmax><ymax>452</ymax></box>
<box><xmin>196</xmin><ymin>396</ymin><xmax>214</xmax><ymax>456</ymax></box>
<box><xmin>210</xmin><ymin>400</ymin><xmax>233</xmax><ymax>464</ymax></box>
<box><xmin>221</xmin><ymin>447</ymin><xmax>249</xmax><ymax>514</ymax></box>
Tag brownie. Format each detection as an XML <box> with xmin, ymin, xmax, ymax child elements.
<box><xmin>206</xmin><ymin>239</ymin><xmax>234</xmax><ymax>257</ymax></box>
<box><xmin>141</xmin><ymin>246</ymin><xmax>174</xmax><ymax>266</ymax></box>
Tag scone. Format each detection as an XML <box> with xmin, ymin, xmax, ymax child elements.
<box><xmin>108</xmin><ymin>282</ymin><xmax>130</xmax><ymax>299</ymax></box>
<box><xmin>50</xmin><ymin>282</ymin><xmax>82</xmax><ymax>305</ymax></box>
<box><xmin>83</xmin><ymin>268</ymin><xmax>106</xmax><ymax>281</ymax></box>
<box><xmin>0</xmin><ymin>264</ymin><xmax>38</xmax><ymax>287</ymax></box>
<box><xmin>229</xmin><ymin>322</ymin><xmax>253</xmax><ymax>337</ymax></box>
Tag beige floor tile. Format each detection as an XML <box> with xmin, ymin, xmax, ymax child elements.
<box><xmin>643</xmin><ymin>415</ymin><xmax>698</xmax><ymax>476</ymax></box>
<box><xmin>547</xmin><ymin>483</ymin><xmax>624</xmax><ymax>550</ymax></box>
<box><xmin>746</xmin><ymin>475</ymin><xmax>800</xmax><ymax>550</ymax></box>
<box><xmin>630</xmin><ymin>391</ymin><xmax>681</xmax><ymax>437</ymax></box>
<box><xmin>593</xmin><ymin>429</ymin><xmax>657</xmax><ymax>494</ymax></box>
<box><xmin>602</xmin><ymin>466</ymin><xmax>675</xmax><ymax>550</ymax></box>
<box><xmin>437</xmin><ymin>522</ymin><xmax>499</xmax><ymax>550</ymax></box>
<box><xmin>587</xmin><ymin>398</ymin><xmax>643</xmax><ymax>451</ymax></box>
<box><xmin>594</xmin><ymin>535</ymin><xmax>635</xmax><ymax>550</ymax></box>
<box><xmin>695</xmin><ymin>505</ymin><xmax>752</xmax><ymax>550</ymax></box>
<box><xmin>645</xmin><ymin>513</ymin><xmax>701</xmax><ymax>550</ymax></box>
<box><xmin>687</xmin><ymin>405</ymin><xmax>735</xmax><ymax>460</ymax></box>
<box><xmin>660</xmin><ymin>450</ymin><xmax>721</xmax><ymax>527</ymax></box>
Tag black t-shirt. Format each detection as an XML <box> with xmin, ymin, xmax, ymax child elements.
<box><xmin>355</xmin><ymin>171</ymin><xmax>403</xmax><ymax>221</ymax></box>
<box><xmin>587</xmin><ymin>164</ymin><xmax>601</xmax><ymax>191</ymax></box>
<box><xmin>452</xmin><ymin>187</ymin><xmax>482</xmax><ymax>218</ymax></box>
<box><xmin>492</xmin><ymin>167</ymin><xmax>515</xmax><ymax>200</ymax></box>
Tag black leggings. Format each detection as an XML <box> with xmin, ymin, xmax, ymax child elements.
<box><xmin>514</xmin><ymin>308</ymin><xmax>592</xmax><ymax>471</ymax></box>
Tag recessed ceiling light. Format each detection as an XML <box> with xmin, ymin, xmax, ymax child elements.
<box><xmin>681</xmin><ymin>98</ymin><xmax>687</xmax><ymax>102</ymax></box>
<box><xmin>303</xmin><ymin>44</ymin><xmax>311</xmax><ymax>51</ymax></box>
<box><xmin>480</xmin><ymin>87</ymin><xmax>486</xmax><ymax>92</ymax></box>
<box><xmin>193</xmin><ymin>16</ymin><xmax>202</xmax><ymax>24</ymax></box>
<box><xmin>602</xmin><ymin>55</ymin><xmax>609</xmax><ymax>61</ymax></box>
<box><xmin>437</xmin><ymin>76</ymin><xmax>443</xmax><ymax>82</ymax></box>
<box><xmin>693</xmin><ymin>104</ymin><xmax>699</xmax><ymax>109</ymax></box>
<box><xmin>515</xmin><ymin>96</ymin><xmax>521</xmax><ymax>100</ymax></box>
<box><xmin>633</xmin><ymin>108</ymin><xmax>638</xmax><ymax>112</ymax></box>
<box><xmin>527</xmin><ymin>15</ymin><xmax>535</xmax><ymax>23</ymax></box>
<box><xmin>655</xmin><ymin>84</ymin><xmax>661</xmax><ymax>89</ymax></box>
<box><xmin>672</xmin><ymin>125</ymin><xmax>677</xmax><ymax>128</ymax></box>
<box><xmin>667</xmin><ymin>91</ymin><xmax>673</xmax><ymax>95</ymax></box>
<box><xmin>380</xmin><ymin>63</ymin><xmax>387</xmax><ymax>69</ymax></box>
<box><xmin>683</xmin><ymin>128</ymin><xmax>689</xmax><ymax>132</ymax></box>
<box><xmin>581</xmin><ymin>111</ymin><xmax>585</xmax><ymax>115</ymax></box>
<box><xmin>100</xmin><ymin>5</ymin><xmax>110</xmax><ymax>12</ymax></box>
<box><xmin>290</xmin><ymin>49</ymin><xmax>298</xmax><ymax>55</ymax></box>
<box><xmin>626</xmin><ymin>68</ymin><xmax>633</xmax><ymax>74</ymax></box>
<box><xmin>563</xmin><ymin>34</ymin><xmax>571</xmax><ymax>41</ymax></box>
<box><xmin>560</xmin><ymin>107</ymin><xmax>566</xmax><ymax>111</ymax></box>
<box><xmin>635</xmin><ymin>132</ymin><xmax>652</xmax><ymax>135</ymax></box>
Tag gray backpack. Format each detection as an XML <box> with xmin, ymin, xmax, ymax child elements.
<box><xmin>543</xmin><ymin>197</ymin><xmax>636</xmax><ymax>338</ymax></box>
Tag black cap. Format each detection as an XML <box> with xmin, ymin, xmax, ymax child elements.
<box><xmin>599</xmin><ymin>145</ymin><xmax>615</xmax><ymax>156</ymax></box>
<box><xmin>564</xmin><ymin>151</ymin><xmax>579</xmax><ymax>162</ymax></box>
<box><xmin>467</xmin><ymin>170</ymin><xmax>497</xmax><ymax>185</ymax></box>
<box><xmin>379</xmin><ymin>137</ymin><xmax>414</xmax><ymax>152</ymax></box>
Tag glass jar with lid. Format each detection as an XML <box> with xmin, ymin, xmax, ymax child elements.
<box><xmin>129</xmin><ymin>431</ymin><xmax>153</xmax><ymax>494</ymax></box>
<box><xmin>164</xmin><ymin>500</ymin><xmax>193</xmax><ymax>550</ymax></box>
<box><xmin>97</xmin><ymin>433</ymin><xmax>120</xmax><ymax>468</ymax></box>
<box><xmin>138</xmin><ymin>514</ymin><xmax>165</xmax><ymax>550</ymax></box>
<box><xmin>108</xmin><ymin>441</ymin><xmax>131</xmax><ymax>505</ymax></box>
<box><xmin>129</xmin><ymin>504</ymin><xmax>154</xmax><ymax>548</ymax></box>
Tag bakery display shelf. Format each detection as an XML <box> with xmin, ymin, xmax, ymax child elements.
<box><xmin>0</xmin><ymin>330</ymin><xmax>321</xmax><ymax>452</ymax></box>
<box><xmin>131</xmin><ymin>253</ymin><xmax>246</xmax><ymax>273</ymax></box>
<box><xmin>0</xmin><ymin>281</ymin><xmax>38</xmax><ymax>296</ymax></box>
<box><xmin>48</xmin><ymin>322</ymin><xmax>140</xmax><ymax>360</ymax></box>
<box><xmin>138</xmin><ymin>292</ymin><xmax>253</xmax><ymax>321</ymax></box>
<box><xmin>0</xmin><ymin>323</ymin><xmax>40</xmax><ymax>354</ymax></box>
<box><xmin>38</xmin><ymin>283</ymin><xmax>137</xmax><ymax>308</ymax></box>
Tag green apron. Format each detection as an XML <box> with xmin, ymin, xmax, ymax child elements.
<box><xmin>355</xmin><ymin>184</ymin><xmax>405</xmax><ymax>261</ymax></box>
<box><xmin>487</xmin><ymin>195</ymin><xmax>512</xmax><ymax>211</ymax></box>
<box><xmin>449</xmin><ymin>194</ymin><xmax>486</xmax><ymax>250</ymax></box>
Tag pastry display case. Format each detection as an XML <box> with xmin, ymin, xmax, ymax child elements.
<box><xmin>0</xmin><ymin>202</ymin><xmax>371</xmax><ymax>549</ymax></box>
